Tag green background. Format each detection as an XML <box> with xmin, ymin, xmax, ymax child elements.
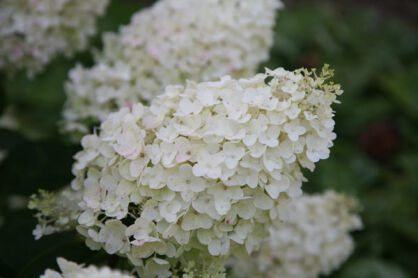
<box><xmin>0</xmin><ymin>1</ymin><xmax>417</xmax><ymax>277</ymax></box>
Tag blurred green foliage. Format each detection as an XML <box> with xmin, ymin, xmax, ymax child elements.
<box><xmin>0</xmin><ymin>2</ymin><xmax>417</xmax><ymax>278</ymax></box>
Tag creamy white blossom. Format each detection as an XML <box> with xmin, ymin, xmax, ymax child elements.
<box><xmin>68</xmin><ymin>66</ymin><xmax>340</xmax><ymax>271</ymax></box>
<box><xmin>230</xmin><ymin>191</ymin><xmax>362</xmax><ymax>278</ymax></box>
<box><xmin>40</xmin><ymin>257</ymin><xmax>135</xmax><ymax>278</ymax></box>
<box><xmin>62</xmin><ymin>0</ymin><xmax>282</xmax><ymax>137</ymax></box>
<box><xmin>32</xmin><ymin>66</ymin><xmax>341</xmax><ymax>276</ymax></box>
<box><xmin>0</xmin><ymin>0</ymin><xmax>109</xmax><ymax>75</ymax></box>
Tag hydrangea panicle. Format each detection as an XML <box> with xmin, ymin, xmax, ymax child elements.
<box><xmin>32</xmin><ymin>65</ymin><xmax>342</xmax><ymax>276</ymax></box>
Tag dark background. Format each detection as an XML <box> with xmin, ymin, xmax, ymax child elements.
<box><xmin>0</xmin><ymin>0</ymin><xmax>417</xmax><ymax>277</ymax></box>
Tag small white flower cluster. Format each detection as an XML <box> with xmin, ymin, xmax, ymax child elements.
<box><xmin>62</xmin><ymin>0</ymin><xmax>282</xmax><ymax>137</ymax></box>
<box><xmin>63</xmin><ymin>66</ymin><xmax>341</xmax><ymax>275</ymax></box>
<box><xmin>230</xmin><ymin>191</ymin><xmax>362</xmax><ymax>278</ymax></box>
<box><xmin>29</xmin><ymin>188</ymin><xmax>82</xmax><ymax>240</ymax></box>
<box><xmin>40</xmin><ymin>257</ymin><xmax>135</xmax><ymax>278</ymax></box>
<box><xmin>0</xmin><ymin>0</ymin><xmax>109</xmax><ymax>76</ymax></box>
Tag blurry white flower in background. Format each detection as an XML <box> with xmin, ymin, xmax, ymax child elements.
<box><xmin>230</xmin><ymin>191</ymin><xmax>362</xmax><ymax>278</ymax></box>
<box><xmin>0</xmin><ymin>0</ymin><xmax>109</xmax><ymax>76</ymax></box>
<box><xmin>62</xmin><ymin>0</ymin><xmax>283</xmax><ymax>138</ymax></box>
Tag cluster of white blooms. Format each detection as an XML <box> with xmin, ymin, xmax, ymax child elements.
<box><xmin>29</xmin><ymin>188</ymin><xmax>82</xmax><ymax>239</ymax></box>
<box><xmin>40</xmin><ymin>257</ymin><xmax>135</xmax><ymax>278</ymax></box>
<box><xmin>230</xmin><ymin>191</ymin><xmax>362</xmax><ymax>278</ymax></box>
<box><xmin>0</xmin><ymin>0</ymin><xmax>109</xmax><ymax>76</ymax></box>
<box><xmin>62</xmin><ymin>0</ymin><xmax>283</xmax><ymax>137</ymax></box>
<box><xmin>58</xmin><ymin>66</ymin><xmax>341</xmax><ymax>276</ymax></box>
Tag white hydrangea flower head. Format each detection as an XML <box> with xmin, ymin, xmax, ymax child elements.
<box><xmin>230</xmin><ymin>191</ymin><xmax>362</xmax><ymax>278</ymax></box>
<box><xmin>62</xmin><ymin>0</ymin><xmax>283</xmax><ymax>138</ymax></box>
<box><xmin>40</xmin><ymin>257</ymin><xmax>135</xmax><ymax>278</ymax></box>
<box><xmin>63</xmin><ymin>66</ymin><xmax>342</xmax><ymax>275</ymax></box>
<box><xmin>0</xmin><ymin>0</ymin><xmax>109</xmax><ymax>76</ymax></box>
<box><xmin>29</xmin><ymin>188</ymin><xmax>82</xmax><ymax>240</ymax></box>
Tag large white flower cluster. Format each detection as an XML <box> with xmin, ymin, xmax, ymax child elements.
<box><xmin>62</xmin><ymin>0</ymin><xmax>282</xmax><ymax>137</ymax></box>
<box><xmin>230</xmin><ymin>191</ymin><xmax>362</xmax><ymax>278</ymax></box>
<box><xmin>60</xmin><ymin>66</ymin><xmax>341</xmax><ymax>276</ymax></box>
<box><xmin>0</xmin><ymin>0</ymin><xmax>109</xmax><ymax>76</ymax></box>
<box><xmin>40</xmin><ymin>257</ymin><xmax>135</xmax><ymax>278</ymax></box>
